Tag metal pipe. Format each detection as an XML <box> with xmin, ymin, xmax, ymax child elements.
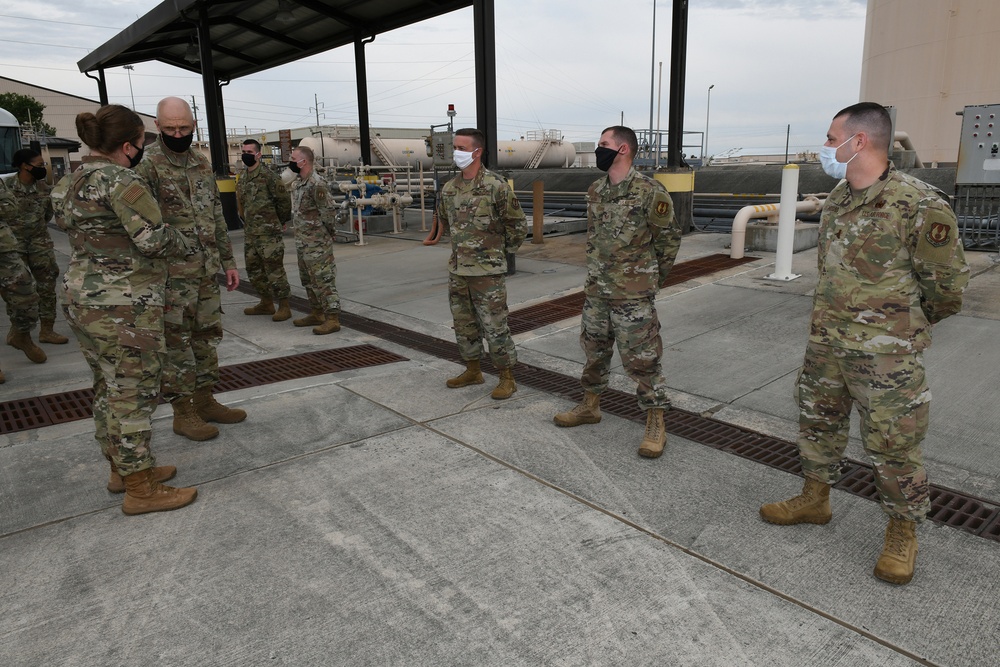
<box><xmin>894</xmin><ymin>131</ymin><xmax>925</xmax><ymax>168</ymax></box>
<box><xmin>730</xmin><ymin>196</ymin><xmax>825</xmax><ymax>259</ymax></box>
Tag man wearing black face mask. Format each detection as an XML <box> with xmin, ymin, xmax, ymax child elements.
<box><xmin>6</xmin><ymin>149</ymin><xmax>67</xmax><ymax>347</ymax></box>
<box><xmin>553</xmin><ymin>126</ymin><xmax>681</xmax><ymax>460</ymax></box>
<box><xmin>235</xmin><ymin>139</ymin><xmax>292</xmax><ymax>321</ymax></box>
<box><xmin>136</xmin><ymin>96</ymin><xmax>245</xmax><ymax>442</ymax></box>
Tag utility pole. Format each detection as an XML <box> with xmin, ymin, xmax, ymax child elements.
<box><xmin>191</xmin><ymin>96</ymin><xmax>202</xmax><ymax>142</ymax></box>
<box><xmin>310</xmin><ymin>93</ymin><xmax>326</xmax><ymax>164</ymax></box>
<box><xmin>123</xmin><ymin>65</ymin><xmax>136</xmax><ymax>110</ymax></box>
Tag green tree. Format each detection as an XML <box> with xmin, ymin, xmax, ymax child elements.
<box><xmin>0</xmin><ymin>92</ymin><xmax>58</xmax><ymax>137</ymax></box>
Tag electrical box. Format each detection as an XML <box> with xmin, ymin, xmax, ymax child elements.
<box><xmin>956</xmin><ymin>104</ymin><xmax>1000</xmax><ymax>185</ymax></box>
<box><xmin>954</xmin><ymin>104</ymin><xmax>1000</xmax><ymax>250</ymax></box>
<box><xmin>426</xmin><ymin>130</ymin><xmax>454</xmax><ymax>169</ymax></box>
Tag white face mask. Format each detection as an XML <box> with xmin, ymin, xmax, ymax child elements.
<box><xmin>819</xmin><ymin>133</ymin><xmax>858</xmax><ymax>180</ymax></box>
<box><xmin>453</xmin><ymin>149</ymin><xmax>476</xmax><ymax>170</ymax></box>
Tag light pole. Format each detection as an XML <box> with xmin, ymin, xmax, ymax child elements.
<box><xmin>123</xmin><ymin>65</ymin><xmax>135</xmax><ymax>110</ymax></box>
<box><xmin>704</xmin><ymin>84</ymin><xmax>714</xmax><ymax>164</ymax></box>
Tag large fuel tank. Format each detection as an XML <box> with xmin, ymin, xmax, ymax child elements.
<box><xmin>298</xmin><ymin>132</ymin><xmax>576</xmax><ymax>170</ymax></box>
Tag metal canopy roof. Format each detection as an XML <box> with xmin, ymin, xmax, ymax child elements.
<box><xmin>78</xmin><ymin>0</ymin><xmax>472</xmax><ymax>80</ymax></box>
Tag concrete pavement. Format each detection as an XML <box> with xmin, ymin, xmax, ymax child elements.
<box><xmin>1</xmin><ymin>215</ymin><xmax>999</xmax><ymax>666</ymax></box>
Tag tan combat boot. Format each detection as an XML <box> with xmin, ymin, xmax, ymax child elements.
<box><xmin>638</xmin><ymin>408</ymin><xmax>667</xmax><ymax>458</ymax></box>
<box><xmin>192</xmin><ymin>387</ymin><xmax>247</xmax><ymax>424</ymax></box>
<box><xmin>313</xmin><ymin>313</ymin><xmax>341</xmax><ymax>335</ymax></box>
<box><xmin>446</xmin><ymin>360</ymin><xmax>484</xmax><ymax>388</ymax></box>
<box><xmin>107</xmin><ymin>459</ymin><xmax>176</xmax><ymax>493</ymax></box>
<box><xmin>121</xmin><ymin>468</ymin><xmax>197</xmax><ymax>515</ymax></box>
<box><xmin>9</xmin><ymin>329</ymin><xmax>46</xmax><ymax>363</ymax></box>
<box><xmin>171</xmin><ymin>397</ymin><xmax>220</xmax><ymax>441</ymax></box>
<box><xmin>553</xmin><ymin>392</ymin><xmax>602</xmax><ymax>427</ymax></box>
<box><xmin>874</xmin><ymin>517</ymin><xmax>918</xmax><ymax>585</ymax></box>
<box><xmin>38</xmin><ymin>319</ymin><xmax>69</xmax><ymax>344</ymax></box>
<box><xmin>491</xmin><ymin>367</ymin><xmax>517</xmax><ymax>400</ymax></box>
<box><xmin>272</xmin><ymin>299</ymin><xmax>292</xmax><ymax>322</ymax></box>
<box><xmin>293</xmin><ymin>309</ymin><xmax>325</xmax><ymax>327</ymax></box>
<box><xmin>759</xmin><ymin>478</ymin><xmax>832</xmax><ymax>525</ymax></box>
<box><xmin>244</xmin><ymin>298</ymin><xmax>275</xmax><ymax>316</ymax></box>
<box><xmin>5</xmin><ymin>327</ymin><xmax>12</xmax><ymax>346</ymax></box>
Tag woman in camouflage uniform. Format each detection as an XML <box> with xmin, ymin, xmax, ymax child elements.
<box><xmin>56</xmin><ymin>105</ymin><xmax>196</xmax><ymax>515</ymax></box>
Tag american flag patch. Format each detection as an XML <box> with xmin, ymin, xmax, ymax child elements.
<box><xmin>121</xmin><ymin>183</ymin><xmax>145</xmax><ymax>205</ymax></box>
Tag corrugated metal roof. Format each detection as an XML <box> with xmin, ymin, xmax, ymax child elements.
<box><xmin>78</xmin><ymin>0</ymin><xmax>472</xmax><ymax>80</ymax></box>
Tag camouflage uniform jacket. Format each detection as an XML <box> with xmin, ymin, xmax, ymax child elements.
<box><xmin>8</xmin><ymin>177</ymin><xmax>53</xmax><ymax>245</ymax></box>
<box><xmin>52</xmin><ymin>156</ymin><xmax>189</xmax><ymax>317</ymax></box>
<box><xmin>584</xmin><ymin>167</ymin><xmax>681</xmax><ymax>299</ymax></box>
<box><xmin>437</xmin><ymin>167</ymin><xmax>527</xmax><ymax>276</ymax></box>
<box><xmin>811</xmin><ymin>163</ymin><xmax>969</xmax><ymax>354</ymax></box>
<box><xmin>236</xmin><ymin>163</ymin><xmax>291</xmax><ymax>235</ymax></box>
<box><xmin>0</xmin><ymin>180</ymin><xmax>34</xmax><ymax>290</ymax></box>
<box><xmin>289</xmin><ymin>171</ymin><xmax>336</xmax><ymax>241</ymax></box>
<box><xmin>0</xmin><ymin>179</ymin><xmax>20</xmax><ymax>255</ymax></box>
<box><xmin>134</xmin><ymin>138</ymin><xmax>236</xmax><ymax>279</ymax></box>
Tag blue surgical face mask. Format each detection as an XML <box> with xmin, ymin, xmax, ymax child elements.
<box><xmin>819</xmin><ymin>133</ymin><xmax>858</xmax><ymax>180</ymax></box>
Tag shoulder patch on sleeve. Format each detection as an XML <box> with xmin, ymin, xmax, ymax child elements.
<box><xmin>315</xmin><ymin>185</ymin><xmax>328</xmax><ymax>204</ymax></box>
<box><xmin>650</xmin><ymin>190</ymin><xmax>674</xmax><ymax>227</ymax></box>
<box><xmin>121</xmin><ymin>182</ymin><xmax>146</xmax><ymax>205</ymax></box>
<box><xmin>925</xmin><ymin>221</ymin><xmax>952</xmax><ymax>247</ymax></box>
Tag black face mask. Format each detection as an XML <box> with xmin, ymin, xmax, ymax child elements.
<box><xmin>161</xmin><ymin>132</ymin><xmax>194</xmax><ymax>153</ymax></box>
<box><xmin>288</xmin><ymin>161</ymin><xmax>301</xmax><ymax>174</ymax></box>
<box><xmin>28</xmin><ymin>165</ymin><xmax>47</xmax><ymax>181</ymax></box>
<box><xmin>128</xmin><ymin>143</ymin><xmax>144</xmax><ymax>169</ymax></box>
<box><xmin>241</xmin><ymin>153</ymin><xmax>257</xmax><ymax>167</ymax></box>
<box><xmin>594</xmin><ymin>146</ymin><xmax>619</xmax><ymax>172</ymax></box>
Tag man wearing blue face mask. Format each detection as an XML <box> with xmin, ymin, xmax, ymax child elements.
<box><xmin>760</xmin><ymin>102</ymin><xmax>970</xmax><ymax>586</ymax></box>
<box><xmin>437</xmin><ymin>128</ymin><xmax>527</xmax><ymax>400</ymax></box>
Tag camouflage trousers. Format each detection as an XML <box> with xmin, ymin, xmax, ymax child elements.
<box><xmin>448</xmin><ymin>273</ymin><xmax>516</xmax><ymax>369</ymax></box>
<box><xmin>295</xmin><ymin>238</ymin><xmax>339</xmax><ymax>315</ymax></box>
<box><xmin>161</xmin><ymin>273</ymin><xmax>223</xmax><ymax>402</ymax></box>
<box><xmin>245</xmin><ymin>231</ymin><xmax>290</xmax><ymax>301</ymax></box>
<box><xmin>63</xmin><ymin>303</ymin><xmax>163</xmax><ymax>476</ymax></box>
<box><xmin>579</xmin><ymin>295</ymin><xmax>669</xmax><ymax>410</ymax></box>
<box><xmin>7</xmin><ymin>228</ymin><xmax>59</xmax><ymax>322</ymax></box>
<box><xmin>0</xmin><ymin>248</ymin><xmax>38</xmax><ymax>333</ymax></box>
<box><xmin>797</xmin><ymin>341</ymin><xmax>931</xmax><ymax>522</ymax></box>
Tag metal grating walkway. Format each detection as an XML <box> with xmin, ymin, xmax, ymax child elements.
<box><xmin>508</xmin><ymin>253</ymin><xmax>760</xmax><ymax>335</ymax></box>
<box><xmin>331</xmin><ymin>302</ymin><xmax>1000</xmax><ymax>544</ymax></box>
<box><xmin>0</xmin><ymin>344</ymin><xmax>407</xmax><ymax>434</ymax></box>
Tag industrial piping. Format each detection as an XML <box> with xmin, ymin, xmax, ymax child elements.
<box><xmin>730</xmin><ymin>196</ymin><xmax>825</xmax><ymax>259</ymax></box>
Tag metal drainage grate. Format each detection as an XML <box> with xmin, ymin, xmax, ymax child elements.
<box><xmin>507</xmin><ymin>253</ymin><xmax>761</xmax><ymax>335</ymax></box>
<box><xmin>243</xmin><ymin>282</ymin><xmax>1000</xmax><ymax>543</ymax></box>
<box><xmin>0</xmin><ymin>344</ymin><xmax>407</xmax><ymax>435</ymax></box>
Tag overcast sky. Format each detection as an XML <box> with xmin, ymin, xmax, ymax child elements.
<box><xmin>1</xmin><ymin>0</ymin><xmax>868</xmax><ymax>156</ymax></box>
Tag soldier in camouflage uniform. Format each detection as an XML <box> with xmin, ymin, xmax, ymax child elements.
<box><xmin>437</xmin><ymin>128</ymin><xmax>527</xmax><ymax>400</ymax></box>
<box><xmin>760</xmin><ymin>103</ymin><xmax>970</xmax><ymax>586</ymax></box>
<box><xmin>5</xmin><ymin>149</ymin><xmax>68</xmax><ymax>346</ymax></box>
<box><xmin>287</xmin><ymin>146</ymin><xmax>341</xmax><ymax>335</ymax></box>
<box><xmin>236</xmin><ymin>139</ymin><xmax>293</xmax><ymax>322</ymax></box>
<box><xmin>0</xmin><ymin>178</ymin><xmax>45</xmax><ymax>373</ymax></box>
<box><xmin>54</xmin><ymin>104</ymin><xmax>196</xmax><ymax>514</ymax></box>
<box><xmin>135</xmin><ymin>96</ymin><xmax>245</xmax><ymax>442</ymax></box>
<box><xmin>553</xmin><ymin>126</ymin><xmax>681</xmax><ymax>459</ymax></box>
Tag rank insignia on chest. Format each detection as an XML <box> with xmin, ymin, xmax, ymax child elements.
<box><xmin>926</xmin><ymin>221</ymin><xmax>951</xmax><ymax>247</ymax></box>
<box><xmin>655</xmin><ymin>201</ymin><xmax>669</xmax><ymax>216</ymax></box>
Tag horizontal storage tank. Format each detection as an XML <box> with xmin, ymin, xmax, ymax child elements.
<box><xmin>298</xmin><ymin>134</ymin><xmax>576</xmax><ymax>170</ymax></box>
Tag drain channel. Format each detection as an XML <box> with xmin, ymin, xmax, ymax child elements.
<box><xmin>508</xmin><ymin>253</ymin><xmax>760</xmax><ymax>334</ymax></box>
<box><xmin>0</xmin><ymin>344</ymin><xmax>407</xmax><ymax>434</ymax></box>
<box><xmin>328</xmin><ymin>301</ymin><xmax>1000</xmax><ymax>543</ymax></box>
